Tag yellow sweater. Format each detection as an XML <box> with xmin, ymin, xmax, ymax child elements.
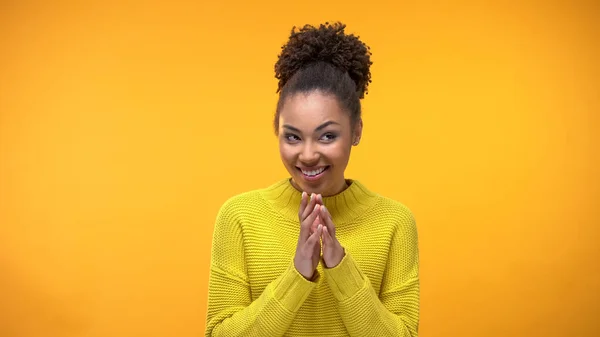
<box><xmin>205</xmin><ymin>178</ymin><xmax>420</xmax><ymax>337</ymax></box>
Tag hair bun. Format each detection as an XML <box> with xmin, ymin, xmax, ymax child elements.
<box><xmin>275</xmin><ymin>22</ymin><xmax>373</xmax><ymax>98</ymax></box>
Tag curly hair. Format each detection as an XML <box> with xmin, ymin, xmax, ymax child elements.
<box><xmin>273</xmin><ymin>22</ymin><xmax>373</xmax><ymax>134</ymax></box>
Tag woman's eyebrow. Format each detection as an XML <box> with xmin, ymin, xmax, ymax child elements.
<box><xmin>283</xmin><ymin>121</ymin><xmax>340</xmax><ymax>133</ymax></box>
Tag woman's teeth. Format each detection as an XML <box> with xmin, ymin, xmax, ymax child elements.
<box><xmin>301</xmin><ymin>167</ymin><xmax>326</xmax><ymax>176</ymax></box>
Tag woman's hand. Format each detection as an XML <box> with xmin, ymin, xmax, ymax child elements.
<box><xmin>294</xmin><ymin>192</ymin><xmax>323</xmax><ymax>280</ymax></box>
<box><xmin>306</xmin><ymin>194</ymin><xmax>345</xmax><ymax>268</ymax></box>
<box><xmin>319</xmin><ymin>204</ymin><xmax>345</xmax><ymax>268</ymax></box>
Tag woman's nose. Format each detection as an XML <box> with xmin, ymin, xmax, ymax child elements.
<box><xmin>299</xmin><ymin>142</ymin><xmax>320</xmax><ymax>163</ymax></box>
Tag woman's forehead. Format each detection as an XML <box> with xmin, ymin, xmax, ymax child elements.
<box><xmin>279</xmin><ymin>92</ymin><xmax>348</xmax><ymax>126</ymax></box>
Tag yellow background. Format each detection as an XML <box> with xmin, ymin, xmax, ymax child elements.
<box><xmin>1</xmin><ymin>1</ymin><xmax>598</xmax><ymax>336</ymax></box>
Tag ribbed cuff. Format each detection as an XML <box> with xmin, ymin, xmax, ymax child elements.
<box><xmin>272</xmin><ymin>261</ymin><xmax>318</xmax><ymax>312</ymax></box>
<box><xmin>323</xmin><ymin>252</ymin><xmax>366</xmax><ymax>301</ymax></box>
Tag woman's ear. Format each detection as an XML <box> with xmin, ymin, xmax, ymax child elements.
<box><xmin>353</xmin><ymin>119</ymin><xmax>363</xmax><ymax>146</ymax></box>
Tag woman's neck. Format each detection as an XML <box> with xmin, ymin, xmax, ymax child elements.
<box><xmin>289</xmin><ymin>177</ymin><xmax>350</xmax><ymax>197</ymax></box>
<box><xmin>261</xmin><ymin>177</ymin><xmax>379</xmax><ymax>225</ymax></box>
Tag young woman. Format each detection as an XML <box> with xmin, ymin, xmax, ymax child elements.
<box><xmin>205</xmin><ymin>22</ymin><xmax>419</xmax><ymax>337</ymax></box>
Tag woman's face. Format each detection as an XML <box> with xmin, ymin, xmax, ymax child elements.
<box><xmin>278</xmin><ymin>90</ymin><xmax>362</xmax><ymax>196</ymax></box>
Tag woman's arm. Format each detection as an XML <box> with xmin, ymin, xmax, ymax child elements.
<box><xmin>204</xmin><ymin>200</ymin><xmax>318</xmax><ymax>337</ymax></box>
<box><xmin>322</xmin><ymin>212</ymin><xmax>420</xmax><ymax>337</ymax></box>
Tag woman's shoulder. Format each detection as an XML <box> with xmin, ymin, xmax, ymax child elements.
<box><xmin>368</xmin><ymin>190</ymin><xmax>416</xmax><ymax>228</ymax></box>
<box><xmin>217</xmin><ymin>178</ymin><xmax>288</xmax><ymax>215</ymax></box>
<box><xmin>217</xmin><ymin>188</ymin><xmax>266</xmax><ymax>216</ymax></box>
<box><xmin>218</xmin><ymin>178</ymin><xmax>293</xmax><ymax>212</ymax></box>
<box><xmin>367</xmin><ymin>195</ymin><xmax>418</xmax><ymax>244</ymax></box>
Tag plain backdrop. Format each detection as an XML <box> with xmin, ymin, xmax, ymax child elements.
<box><xmin>1</xmin><ymin>0</ymin><xmax>599</xmax><ymax>336</ymax></box>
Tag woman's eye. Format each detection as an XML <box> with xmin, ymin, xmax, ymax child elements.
<box><xmin>321</xmin><ymin>133</ymin><xmax>337</xmax><ymax>141</ymax></box>
<box><xmin>285</xmin><ymin>134</ymin><xmax>300</xmax><ymax>142</ymax></box>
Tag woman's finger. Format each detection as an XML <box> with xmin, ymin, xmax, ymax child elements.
<box><xmin>300</xmin><ymin>204</ymin><xmax>320</xmax><ymax>241</ymax></box>
<box><xmin>306</xmin><ymin>224</ymin><xmax>323</xmax><ymax>250</ymax></box>
<box><xmin>322</xmin><ymin>225</ymin><xmax>333</xmax><ymax>246</ymax></box>
<box><xmin>301</xmin><ymin>193</ymin><xmax>318</xmax><ymax>221</ymax></box>
<box><xmin>310</xmin><ymin>195</ymin><xmax>323</xmax><ymax>233</ymax></box>
<box><xmin>320</xmin><ymin>205</ymin><xmax>336</xmax><ymax>238</ymax></box>
<box><xmin>311</xmin><ymin>219</ymin><xmax>318</xmax><ymax>234</ymax></box>
<box><xmin>298</xmin><ymin>191</ymin><xmax>308</xmax><ymax>219</ymax></box>
<box><xmin>313</xmin><ymin>215</ymin><xmax>321</xmax><ymax>232</ymax></box>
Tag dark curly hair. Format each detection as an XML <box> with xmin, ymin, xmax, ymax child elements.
<box><xmin>273</xmin><ymin>22</ymin><xmax>373</xmax><ymax>134</ymax></box>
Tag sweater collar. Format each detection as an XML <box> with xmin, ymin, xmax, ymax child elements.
<box><xmin>261</xmin><ymin>177</ymin><xmax>379</xmax><ymax>225</ymax></box>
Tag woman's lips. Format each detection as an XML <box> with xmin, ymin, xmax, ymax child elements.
<box><xmin>297</xmin><ymin>166</ymin><xmax>329</xmax><ymax>181</ymax></box>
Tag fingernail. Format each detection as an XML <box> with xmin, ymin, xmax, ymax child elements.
<box><xmin>314</xmin><ymin>204</ymin><xmax>319</xmax><ymax>210</ymax></box>
<box><xmin>318</xmin><ymin>224</ymin><xmax>322</xmax><ymax>230</ymax></box>
<box><xmin>302</xmin><ymin>191</ymin><xmax>306</xmax><ymax>198</ymax></box>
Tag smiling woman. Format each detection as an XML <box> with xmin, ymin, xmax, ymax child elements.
<box><xmin>204</xmin><ymin>22</ymin><xmax>420</xmax><ymax>337</ymax></box>
<box><xmin>278</xmin><ymin>92</ymin><xmax>359</xmax><ymax>196</ymax></box>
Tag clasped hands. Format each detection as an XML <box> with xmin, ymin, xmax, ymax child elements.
<box><xmin>294</xmin><ymin>192</ymin><xmax>345</xmax><ymax>280</ymax></box>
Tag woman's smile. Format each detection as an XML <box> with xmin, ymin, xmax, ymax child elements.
<box><xmin>297</xmin><ymin>165</ymin><xmax>330</xmax><ymax>182</ymax></box>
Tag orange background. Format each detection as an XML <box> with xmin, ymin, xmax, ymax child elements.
<box><xmin>1</xmin><ymin>1</ymin><xmax>598</xmax><ymax>336</ymax></box>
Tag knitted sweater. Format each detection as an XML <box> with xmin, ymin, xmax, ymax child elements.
<box><xmin>204</xmin><ymin>178</ymin><xmax>420</xmax><ymax>337</ymax></box>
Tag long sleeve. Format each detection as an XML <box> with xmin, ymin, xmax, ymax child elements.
<box><xmin>204</xmin><ymin>200</ymin><xmax>318</xmax><ymax>337</ymax></box>
<box><xmin>323</xmin><ymin>213</ymin><xmax>420</xmax><ymax>337</ymax></box>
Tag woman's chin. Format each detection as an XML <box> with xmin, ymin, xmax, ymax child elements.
<box><xmin>291</xmin><ymin>177</ymin><xmax>326</xmax><ymax>194</ymax></box>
